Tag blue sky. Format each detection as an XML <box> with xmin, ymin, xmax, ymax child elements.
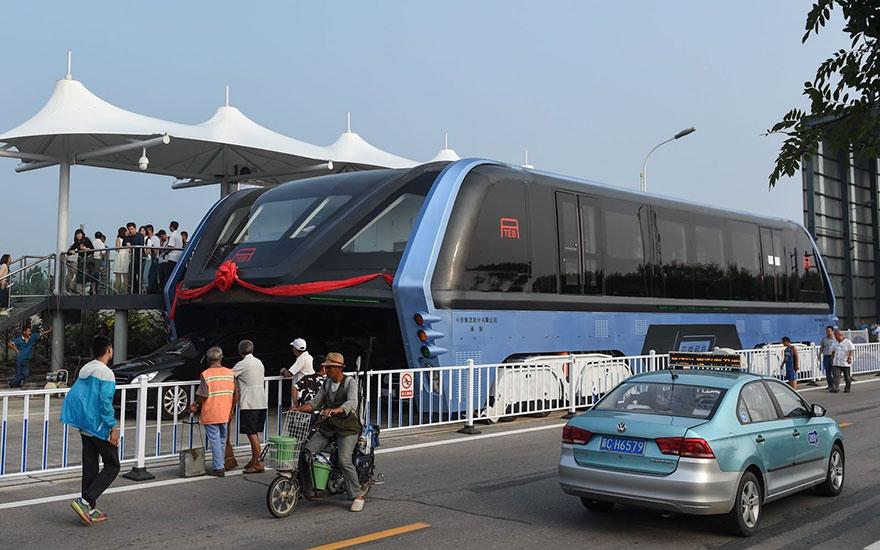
<box><xmin>0</xmin><ymin>1</ymin><xmax>846</xmax><ymax>258</ymax></box>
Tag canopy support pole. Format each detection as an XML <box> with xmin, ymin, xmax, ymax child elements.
<box><xmin>51</xmin><ymin>160</ymin><xmax>70</xmax><ymax>372</ymax></box>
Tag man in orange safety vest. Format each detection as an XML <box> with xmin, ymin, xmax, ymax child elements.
<box><xmin>190</xmin><ymin>346</ymin><xmax>236</xmax><ymax>476</ymax></box>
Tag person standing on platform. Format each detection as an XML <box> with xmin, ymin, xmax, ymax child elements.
<box><xmin>144</xmin><ymin>225</ymin><xmax>161</xmax><ymax>293</ymax></box>
<box><xmin>0</xmin><ymin>254</ymin><xmax>11</xmax><ymax>315</ymax></box>
<box><xmin>163</xmin><ymin>221</ymin><xmax>183</xmax><ymax>285</ymax></box>
<box><xmin>113</xmin><ymin>227</ymin><xmax>129</xmax><ymax>293</ymax></box>
<box><xmin>780</xmin><ymin>336</ymin><xmax>799</xmax><ymax>389</ymax></box>
<box><xmin>819</xmin><ymin>325</ymin><xmax>836</xmax><ymax>390</ymax></box>
<box><xmin>62</xmin><ymin>335</ymin><xmax>120</xmax><ymax>525</ymax></box>
<box><xmin>122</xmin><ymin>222</ymin><xmax>144</xmax><ymax>293</ymax></box>
<box><xmin>190</xmin><ymin>346</ymin><xmax>235</xmax><ymax>477</ymax></box>
<box><xmin>831</xmin><ymin>329</ymin><xmax>855</xmax><ymax>393</ymax></box>
<box><xmin>233</xmin><ymin>339</ymin><xmax>267</xmax><ymax>474</ymax></box>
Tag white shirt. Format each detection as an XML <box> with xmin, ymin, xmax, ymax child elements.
<box><xmin>287</xmin><ymin>351</ymin><xmax>314</xmax><ymax>384</ymax></box>
<box><xmin>232</xmin><ymin>354</ymin><xmax>268</xmax><ymax>410</ymax></box>
<box><xmin>93</xmin><ymin>239</ymin><xmax>107</xmax><ymax>260</ymax></box>
<box><xmin>832</xmin><ymin>338</ymin><xmax>855</xmax><ymax>367</ymax></box>
<box><xmin>166</xmin><ymin>230</ymin><xmax>183</xmax><ymax>263</ymax></box>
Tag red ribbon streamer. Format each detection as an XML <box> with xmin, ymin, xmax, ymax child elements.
<box><xmin>169</xmin><ymin>260</ymin><xmax>393</xmax><ymax>319</ymax></box>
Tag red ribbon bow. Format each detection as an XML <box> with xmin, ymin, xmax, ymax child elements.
<box><xmin>169</xmin><ymin>261</ymin><xmax>393</xmax><ymax>319</ymax></box>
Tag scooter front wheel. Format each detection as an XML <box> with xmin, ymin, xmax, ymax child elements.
<box><xmin>267</xmin><ymin>474</ymin><xmax>300</xmax><ymax>518</ymax></box>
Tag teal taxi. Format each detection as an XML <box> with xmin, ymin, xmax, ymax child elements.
<box><xmin>558</xmin><ymin>368</ymin><xmax>845</xmax><ymax>536</ymax></box>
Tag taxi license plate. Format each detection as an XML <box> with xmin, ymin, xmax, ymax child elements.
<box><xmin>599</xmin><ymin>436</ymin><xmax>646</xmax><ymax>455</ymax></box>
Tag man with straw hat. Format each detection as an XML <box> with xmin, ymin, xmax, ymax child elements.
<box><xmin>295</xmin><ymin>352</ymin><xmax>366</xmax><ymax>512</ymax></box>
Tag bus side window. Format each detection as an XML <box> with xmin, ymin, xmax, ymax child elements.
<box><xmin>556</xmin><ymin>192</ymin><xmax>581</xmax><ymax>294</ymax></box>
<box><xmin>603</xmin><ymin>201</ymin><xmax>648</xmax><ymax>297</ymax></box>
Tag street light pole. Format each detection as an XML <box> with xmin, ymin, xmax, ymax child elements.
<box><xmin>640</xmin><ymin>127</ymin><xmax>696</xmax><ymax>193</ymax></box>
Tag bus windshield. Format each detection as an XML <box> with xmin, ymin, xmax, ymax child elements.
<box><xmin>233</xmin><ymin>195</ymin><xmax>351</xmax><ymax>244</ymax></box>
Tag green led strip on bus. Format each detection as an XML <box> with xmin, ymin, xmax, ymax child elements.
<box><xmin>308</xmin><ymin>295</ymin><xmax>381</xmax><ymax>304</ymax></box>
<box><xmin>657</xmin><ymin>305</ymin><xmax>730</xmax><ymax>312</ymax></box>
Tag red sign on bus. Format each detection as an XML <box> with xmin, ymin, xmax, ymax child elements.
<box><xmin>500</xmin><ymin>217</ymin><xmax>520</xmax><ymax>239</ymax></box>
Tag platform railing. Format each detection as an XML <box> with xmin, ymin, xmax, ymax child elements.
<box><xmin>0</xmin><ymin>343</ymin><xmax>878</xmax><ymax>480</ymax></box>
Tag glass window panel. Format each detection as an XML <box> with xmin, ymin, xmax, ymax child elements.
<box><xmin>694</xmin><ymin>223</ymin><xmax>729</xmax><ymax>299</ymax></box>
<box><xmin>603</xmin><ymin>204</ymin><xmax>647</xmax><ymax>297</ymax></box>
<box><xmin>728</xmin><ymin>222</ymin><xmax>762</xmax><ymax>301</ymax></box>
<box><xmin>342</xmin><ymin>194</ymin><xmax>426</xmax><ymax>253</ymax></box>
<box><xmin>290</xmin><ymin>195</ymin><xmax>350</xmax><ymax>239</ymax></box>
<box><xmin>579</xmin><ymin>197</ymin><xmax>602</xmax><ymax>295</ymax></box>
<box><xmin>234</xmin><ymin>198</ymin><xmax>314</xmax><ymax>244</ymax></box>
<box><xmin>766</xmin><ymin>381</ymin><xmax>810</xmax><ymax>418</ymax></box>
<box><xmin>737</xmin><ymin>382</ymin><xmax>778</xmax><ymax>423</ymax></box>
<box><xmin>557</xmin><ymin>193</ymin><xmax>581</xmax><ymax>294</ymax></box>
<box><xmin>656</xmin><ymin>212</ymin><xmax>691</xmax><ymax>299</ymax></box>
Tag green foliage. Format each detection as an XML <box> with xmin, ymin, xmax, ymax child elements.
<box><xmin>768</xmin><ymin>0</ymin><xmax>880</xmax><ymax>186</ymax></box>
<box><xmin>64</xmin><ymin>309</ymin><xmax>166</xmax><ymax>364</ymax></box>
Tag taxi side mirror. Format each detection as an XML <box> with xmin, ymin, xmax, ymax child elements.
<box><xmin>811</xmin><ymin>403</ymin><xmax>826</xmax><ymax>417</ymax></box>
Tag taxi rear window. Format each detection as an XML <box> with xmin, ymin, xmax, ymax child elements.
<box><xmin>594</xmin><ymin>382</ymin><xmax>725</xmax><ymax>419</ymax></box>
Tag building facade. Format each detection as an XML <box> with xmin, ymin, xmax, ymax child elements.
<box><xmin>802</xmin><ymin>143</ymin><xmax>880</xmax><ymax>328</ymax></box>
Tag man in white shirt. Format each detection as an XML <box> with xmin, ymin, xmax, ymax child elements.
<box><xmin>145</xmin><ymin>225</ymin><xmax>162</xmax><ymax>293</ymax></box>
<box><xmin>280</xmin><ymin>338</ymin><xmax>314</xmax><ymax>384</ymax></box>
<box><xmin>831</xmin><ymin>329</ymin><xmax>855</xmax><ymax>393</ymax></box>
<box><xmin>162</xmin><ymin>221</ymin><xmax>183</xmax><ymax>287</ymax></box>
<box><xmin>233</xmin><ymin>339</ymin><xmax>267</xmax><ymax>473</ymax></box>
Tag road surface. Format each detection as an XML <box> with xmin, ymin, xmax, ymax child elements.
<box><xmin>1</xmin><ymin>378</ymin><xmax>878</xmax><ymax>549</ymax></box>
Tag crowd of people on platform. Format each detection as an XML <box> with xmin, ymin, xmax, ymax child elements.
<box><xmin>64</xmin><ymin>220</ymin><xmax>187</xmax><ymax>295</ymax></box>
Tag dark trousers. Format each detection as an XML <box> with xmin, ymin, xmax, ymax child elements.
<box><xmin>12</xmin><ymin>358</ymin><xmax>30</xmax><ymax>386</ymax></box>
<box><xmin>823</xmin><ymin>355</ymin><xmax>835</xmax><ymax>387</ymax></box>
<box><xmin>832</xmin><ymin>366</ymin><xmax>852</xmax><ymax>392</ymax></box>
<box><xmin>147</xmin><ymin>260</ymin><xmax>159</xmax><ymax>293</ymax></box>
<box><xmin>159</xmin><ymin>261</ymin><xmax>177</xmax><ymax>290</ymax></box>
<box><xmin>81</xmin><ymin>434</ymin><xmax>120</xmax><ymax>508</ymax></box>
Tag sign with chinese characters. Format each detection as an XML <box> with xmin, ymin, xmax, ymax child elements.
<box><xmin>669</xmin><ymin>352</ymin><xmax>744</xmax><ymax>369</ymax></box>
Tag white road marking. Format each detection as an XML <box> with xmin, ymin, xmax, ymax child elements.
<box><xmin>376</xmin><ymin>423</ymin><xmax>564</xmax><ymax>455</ymax></box>
<box><xmin>0</xmin><ymin>470</ymin><xmax>243</xmax><ymax>511</ymax></box>
<box><xmin>864</xmin><ymin>540</ymin><xmax>880</xmax><ymax>550</ymax></box>
<box><xmin>0</xmin><ymin>423</ymin><xmax>564</xmax><ymax>510</ymax></box>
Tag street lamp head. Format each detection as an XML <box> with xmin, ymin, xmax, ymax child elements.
<box><xmin>674</xmin><ymin>127</ymin><xmax>696</xmax><ymax>139</ymax></box>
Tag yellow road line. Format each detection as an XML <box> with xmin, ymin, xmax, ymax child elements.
<box><xmin>839</xmin><ymin>421</ymin><xmax>854</xmax><ymax>428</ymax></box>
<box><xmin>307</xmin><ymin>522</ymin><xmax>431</xmax><ymax>550</ymax></box>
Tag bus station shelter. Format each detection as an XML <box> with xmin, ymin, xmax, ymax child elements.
<box><xmin>0</xmin><ymin>55</ymin><xmax>460</xmax><ymax>371</ymax></box>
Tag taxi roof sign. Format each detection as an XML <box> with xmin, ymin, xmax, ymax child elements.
<box><xmin>668</xmin><ymin>351</ymin><xmax>745</xmax><ymax>370</ymax></box>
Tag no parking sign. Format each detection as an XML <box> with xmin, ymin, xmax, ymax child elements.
<box><xmin>400</xmin><ymin>370</ymin><xmax>414</xmax><ymax>399</ymax></box>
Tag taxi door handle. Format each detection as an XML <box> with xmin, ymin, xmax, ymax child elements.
<box><xmin>755</xmin><ymin>435</ymin><xmax>765</xmax><ymax>444</ymax></box>
<box><xmin>792</xmin><ymin>430</ymin><xmax>800</xmax><ymax>438</ymax></box>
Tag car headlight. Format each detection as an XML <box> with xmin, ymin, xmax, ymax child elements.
<box><xmin>132</xmin><ymin>371</ymin><xmax>159</xmax><ymax>384</ymax></box>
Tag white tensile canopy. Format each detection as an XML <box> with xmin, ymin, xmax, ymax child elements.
<box><xmin>0</xmin><ymin>57</ymin><xmax>453</xmax><ymax>360</ymax></box>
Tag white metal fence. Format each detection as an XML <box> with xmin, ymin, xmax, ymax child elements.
<box><xmin>1</xmin><ymin>343</ymin><xmax>878</xmax><ymax>480</ymax></box>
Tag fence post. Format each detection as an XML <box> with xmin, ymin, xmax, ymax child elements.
<box><xmin>765</xmin><ymin>347</ymin><xmax>773</xmax><ymax>378</ymax></box>
<box><xmin>123</xmin><ymin>377</ymin><xmax>155</xmax><ymax>481</ymax></box>
<box><xmin>458</xmin><ymin>359</ymin><xmax>480</xmax><ymax>434</ymax></box>
<box><xmin>649</xmin><ymin>350</ymin><xmax>656</xmax><ymax>373</ymax></box>
<box><xmin>564</xmin><ymin>353</ymin><xmax>577</xmax><ymax>419</ymax></box>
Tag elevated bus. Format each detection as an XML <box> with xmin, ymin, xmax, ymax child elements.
<box><xmin>166</xmin><ymin>160</ymin><xmax>835</xmax><ymax>410</ymax></box>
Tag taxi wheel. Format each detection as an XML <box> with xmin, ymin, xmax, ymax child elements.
<box><xmin>816</xmin><ymin>444</ymin><xmax>845</xmax><ymax>496</ymax></box>
<box><xmin>724</xmin><ymin>471</ymin><xmax>761</xmax><ymax>537</ymax></box>
<box><xmin>580</xmin><ymin>497</ymin><xmax>615</xmax><ymax>513</ymax></box>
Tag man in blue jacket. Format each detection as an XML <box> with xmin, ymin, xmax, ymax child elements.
<box><xmin>61</xmin><ymin>335</ymin><xmax>120</xmax><ymax>525</ymax></box>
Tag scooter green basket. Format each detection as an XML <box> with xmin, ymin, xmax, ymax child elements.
<box><xmin>268</xmin><ymin>435</ymin><xmax>298</xmax><ymax>470</ymax></box>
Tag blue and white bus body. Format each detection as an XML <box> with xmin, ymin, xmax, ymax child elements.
<box><xmin>169</xmin><ymin>159</ymin><xmax>835</xmax><ymax>414</ymax></box>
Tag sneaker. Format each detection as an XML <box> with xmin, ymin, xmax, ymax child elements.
<box><xmin>71</xmin><ymin>498</ymin><xmax>93</xmax><ymax>526</ymax></box>
<box><xmin>350</xmin><ymin>498</ymin><xmax>365</xmax><ymax>512</ymax></box>
<box><xmin>89</xmin><ymin>508</ymin><xmax>108</xmax><ymax>523</ymax></box>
